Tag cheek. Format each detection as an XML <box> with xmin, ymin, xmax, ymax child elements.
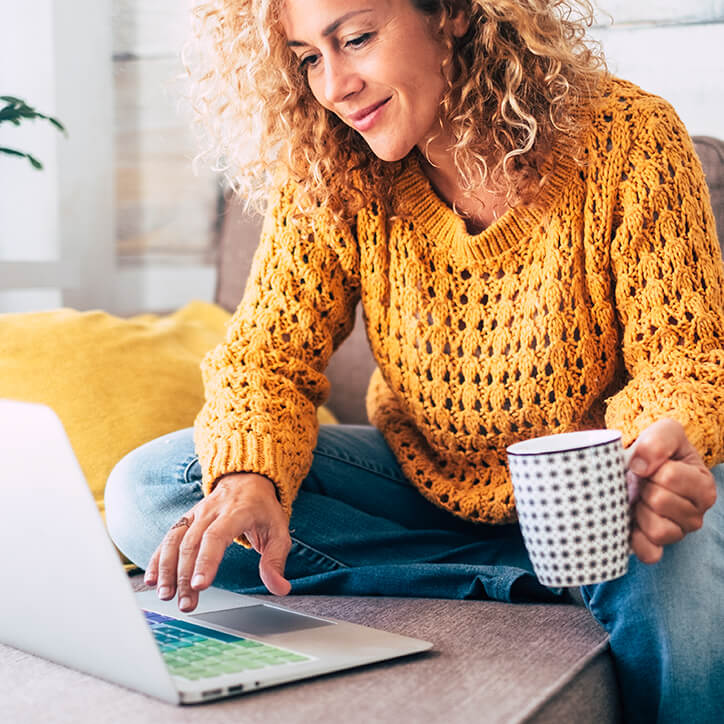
<box><xmin>304</xmin><ymin>78</ymin><xmax>334</xmax><ymax>115</ymax></box>
<box><xmin>305</xmin><ymin>76</ymin><xmax>323</xmax><ymax>105</ymax></box>
<box><xmin>398</xmin><ymin>52</ymin><xmax>446</xmax><ymax>106</ymax></box>
<box><xmin>407</xmin><ymin>74</ymin><xmax>445</xmax><ymax>121</ymax></box>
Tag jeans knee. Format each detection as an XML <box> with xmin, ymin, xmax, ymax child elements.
<box><xmin>104</xmin><ymin>443</ymin><xmax>156</xmax><ymax>566</ymax></box>
<box><xmin>104</xmin><ymin>428</ymin><xmax>197</xmax><ymax>568</ymax></box>
<box><xmin>583</xmin><ymin>521</ymin><xmax>724</xmax><ymax>721</ymax></box>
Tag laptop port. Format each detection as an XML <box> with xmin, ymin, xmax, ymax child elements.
<box><xmin>202</xmin><ymin>689</ymin><xmax>223</xmax><ymax>699</ymax></box>
<box><xmin>228</xmin><ymin>685</ymin><xmax>244</xmax><ymax>694</ymax></box>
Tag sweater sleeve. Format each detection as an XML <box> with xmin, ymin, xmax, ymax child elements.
<box><xmin>193</xmin><ymin>180</ymin><xmax>361</xmax><ymax>525</ymax></box>
<box><xmin>605</xmin><ymin>99</ymin><xmax>724</xmax><ymax>465</ymax></box>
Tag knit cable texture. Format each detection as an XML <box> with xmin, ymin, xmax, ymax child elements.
<box><xmin>195</xmin><ymin>78</ymin><xmax>724</xmax><ymax>532</ymax></box>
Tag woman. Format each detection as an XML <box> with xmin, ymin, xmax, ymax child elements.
<box><xmin>105</xmin><ymin>0</ymin><xmax>724</xmax><ymax>720</ymax></box>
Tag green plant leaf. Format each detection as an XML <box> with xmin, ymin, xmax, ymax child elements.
<box><xmin>0</xmin><ymin>97</ymin><xmax>65</xmax><ymax>131</ymax></box>
<box><xmin>0</xmin><ymin>96</ymin><xmax>66</xmax><ymax>165</ymax></box>
<box><xmin>0</xmin><ymin>146</ymin><xmax>44</xmax><ymax>170</ymax></box>
<box><xmin>48</xmin><ymin>117</ymin><xmax>66</xmax><ymax>133</ymax></box>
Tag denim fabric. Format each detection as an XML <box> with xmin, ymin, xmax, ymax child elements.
<box><xmin>105</xmin><ymin>424</ymin><xmax>724</xmax><ymax>723</ymax></box>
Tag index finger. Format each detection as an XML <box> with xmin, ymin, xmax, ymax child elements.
<box><xmin>189</xmin><ymin>521</ymin><xmax>235</xmax><ymax>591</ymax></box>
<box><xmin>144</xmin><ymin>545</ymin><xmax>161</xmax><ymax>586</ymax></box>
<box><xmin>648</xmin><ymin>459</ymin><xmax>715</xmax><ymax>512</ymax></box>
<box><xmin>627</xmin><ymin>419</ymin><xmax>686</xmax><ymax>478</ymax></box>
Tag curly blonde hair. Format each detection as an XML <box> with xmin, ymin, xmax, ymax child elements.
<box><xmin>186</xmin><ymin>0</ymin><xmax>607</xmax><ymax>221</ymax></box>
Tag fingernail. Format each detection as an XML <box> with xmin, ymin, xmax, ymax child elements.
<box><xmin>191</xmin><ymin>574</ymin><xmax>205</xmax><ymax>588</ymax></box>
<box><xmin>179</xmin><ymin>597</ymin><xmax>191</xmax><ymax>610</ymax></box>
<box><xmin>158</xmin><ymin>586</ymin><xmax>172</xmax><ymax>599</ymax></box>
<box><xmin>630</xmin><ymin>457</ymin><xmax>647</xmax><ymax>475</ymax></box>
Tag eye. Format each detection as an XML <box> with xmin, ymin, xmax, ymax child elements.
<box><xmin>298</xmin><ymin>53</ymin><xmax>321</xmax><ymax>72</ymax></box>
<box><xmin>346</xmin><ymin>32</ymin><xmax>373</xmax><ymax>48</ymax></box>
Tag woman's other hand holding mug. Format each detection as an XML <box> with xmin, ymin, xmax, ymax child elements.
<box><xmin>626</xmin><ymin>418</ymin><xmax>717</xmax><ymax>564</ymax></box>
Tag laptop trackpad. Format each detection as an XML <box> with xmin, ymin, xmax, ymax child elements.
<box><xmin>191</xmin><ymin>605</ymin><xmax>334</xmax><ymax>636</ymax></box>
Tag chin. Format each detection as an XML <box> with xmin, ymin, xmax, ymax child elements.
<box><xmin>366</xmin><ymin>140</ymin><xmax>415</xmax><ymax>164</ymax></box>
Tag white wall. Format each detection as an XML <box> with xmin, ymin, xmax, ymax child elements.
<box><xmin>112</xmin><ymin>0</ymin><xmax>219</xmax><ymax>315</ymax></box>
<box><xmin>594</xmin><ymin>1</ymin><xmax>724</xmax><ymax>25</ymax></box>
<box><xmin>0</xmin><ymin>0</ymin><xmax>216</xmax><ymax>315</ymax></box>
<box><xmin>591</xmin><ymin>1</ymin><xmax>724</xmax><ymax>138</ymax></box>
<box><xmin>0</xmin><ymin>0</ymin><xmax>114</xmax><ymax>313</ymax></box>
<box><xmin>0</xmin><ymin>3</ymin><xmax>63</xmax><ymax>312</ymax></box>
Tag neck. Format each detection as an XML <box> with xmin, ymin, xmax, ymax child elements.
<box><xmin>416</xmin><ymin>140</ymin><xmax>510</xmax><ymax>233</ymax></box>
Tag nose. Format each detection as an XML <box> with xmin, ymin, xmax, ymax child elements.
<box><xmin>322</xmin><ymin>55</ymin><xmax>362</xmax><ymax>105</ymax></box>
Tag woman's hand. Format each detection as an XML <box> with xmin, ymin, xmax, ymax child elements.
<box><xmin>626</xmin><ymin>419</ymin><xmax>717</xmax><ymax>564</ymax></box>
<box><xmin>143</xmin><ymin>472</ymin><xmax>292</xmax><ymax>612</ymax></box>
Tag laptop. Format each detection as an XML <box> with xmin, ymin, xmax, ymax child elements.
<box><xmin>0</xmin><ymin>399</ymin><xmax>432</xmax><ymax>704</ymax></box>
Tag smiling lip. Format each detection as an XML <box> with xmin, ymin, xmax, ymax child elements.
<box><xmin>348</xmin><ymin>97</ymin><xmax>391</xmax><ymax>132</ymax></box>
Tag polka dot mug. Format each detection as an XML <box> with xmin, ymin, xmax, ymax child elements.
<box><xmin>507</xmin><ymin>430</ymin><xmax>633</xmax><ymax>587</ymax></box>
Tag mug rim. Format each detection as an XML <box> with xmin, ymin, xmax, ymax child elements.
<box><xmin>506</xmin><ymin>429</ymin><xmax>622</xmax><ymax>456</ymax></box>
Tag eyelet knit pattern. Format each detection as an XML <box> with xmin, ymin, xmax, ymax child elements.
<box><xmin>195</xmin><ymin>78</ymin><xmax>724</xmax><ymax>529</ymax></box>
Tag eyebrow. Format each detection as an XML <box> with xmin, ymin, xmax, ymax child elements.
<box><xmin>286</xmin><ymin>9</ymin><xmax>373</xmax><ymax>48</ymax></box>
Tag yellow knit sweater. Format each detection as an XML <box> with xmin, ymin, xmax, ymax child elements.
<box><xmin>195</xmin><ymin>78</ymin><xmax>724</xmax><ymax>527</ymax></box>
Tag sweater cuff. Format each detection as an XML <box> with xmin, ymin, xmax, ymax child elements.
<box><xmin>197</xmin><ymin>431</ymin><xmax>305</xmax><ymax>547</ymax></box>
<box><xmin>605</xmin><ymin>383</ymin><xmax>722</xmax><ymax>467</ymax></box>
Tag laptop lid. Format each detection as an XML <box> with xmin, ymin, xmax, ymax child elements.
<box><xmin>0</xmin><ymin>400</ymin><xmax>432</xmax><ymax>704</ymax></box>
<box><xmin>0</xmin><ymin>399</ymin><xmax>179</xmax><ymax>704</ymax></box>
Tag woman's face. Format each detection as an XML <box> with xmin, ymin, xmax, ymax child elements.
<box><xmin>281</xmin><ymin>0</ymin><xmax>467</xmax><ymax>162</ymax></box>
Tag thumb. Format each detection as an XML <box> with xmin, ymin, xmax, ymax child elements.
<box><xmin>258</xmin><ymin>534</ymin><xmax>292</xmax><ymax>596</ymax></box>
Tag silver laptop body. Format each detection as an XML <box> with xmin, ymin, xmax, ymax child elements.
<box><xmin>0</xmin><ymin>399</ymin><xmax>432</xmax><ymax>704</ymax></box>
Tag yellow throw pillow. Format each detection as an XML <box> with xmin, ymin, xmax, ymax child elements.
<box><xmin>0</xmin><ymin>300</ymin><xmax>337</xmax><ymax>520</ymax></box>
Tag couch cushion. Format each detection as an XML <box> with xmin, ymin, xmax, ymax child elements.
<box><xmin>0</xmin><ymin>301</ymin><xmax>227</xmax><ymax>517</ymax></box>
<box><xmin>0</xmin><ymin>300</ymin><xmax>336</xmax><ymax>523</ymax></box>
<box><xmin>692</xmin><ymin>136</ymin><xmax>724</xmax><ymax>252</ymax></box>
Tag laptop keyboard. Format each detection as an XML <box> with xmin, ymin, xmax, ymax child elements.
<box><xmin>143</xmin><ymin>610</ymin><xmax>311</xmax><ymax>680</ymax></box>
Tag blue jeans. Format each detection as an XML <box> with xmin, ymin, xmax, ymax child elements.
<box><xmin>105</xmin><ymin>425</ymin><xmax>724</xmax><ymax>723</ymax></box>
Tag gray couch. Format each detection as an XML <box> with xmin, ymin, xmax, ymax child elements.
<box><xmin>1</xmin><ymin>137</ymin><xmax>720</xmax><ymax>723</ymax></box>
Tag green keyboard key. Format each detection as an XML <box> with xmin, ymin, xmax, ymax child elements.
<box><xmin>234</xmin><ymin>640</ymin><xmax>263</xmax><ymax>648</ymax></box>
<box><xmin>184</xmin><ymin>670</ymin><xmax>208</xmax><ymax>681</ymax></box>
<box><xmin>203</xmin><ymin>665</ymin><xmax>227</xmax><ymax>676</ymax></box>
<box><xmin>159</xmin><ymin>623</ymin><xmax>311</xmax><ymax>681</ymax></box>
<box><xmin>221</xmin><ymin>662</ymin><xmax>245</xmax><ymax>674</ymax></box>
<box><xmin>264</xmin><ymin>649</ymin><xmax>290</xmax><ymax>657</ymax></box>
<box><xmin>239</xmin><ymin>660</ymin><xmax>267</xmax><ymax>670</ymax></box>
<box><xmin>203</xmin><ymin>640</ymin><xmax>227</xmax><ymax>650</ymax></box>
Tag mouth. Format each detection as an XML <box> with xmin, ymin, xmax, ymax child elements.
<box><xmin>348</xmin><ymin>97</ymin><xmax>391</xmax><ymax>132</ymax></box>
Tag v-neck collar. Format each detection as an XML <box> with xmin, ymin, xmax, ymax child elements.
<box><xmin>393</xmin><ymin>148</ymin><xmax>579</xmax><ymax>264</ymax></box>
